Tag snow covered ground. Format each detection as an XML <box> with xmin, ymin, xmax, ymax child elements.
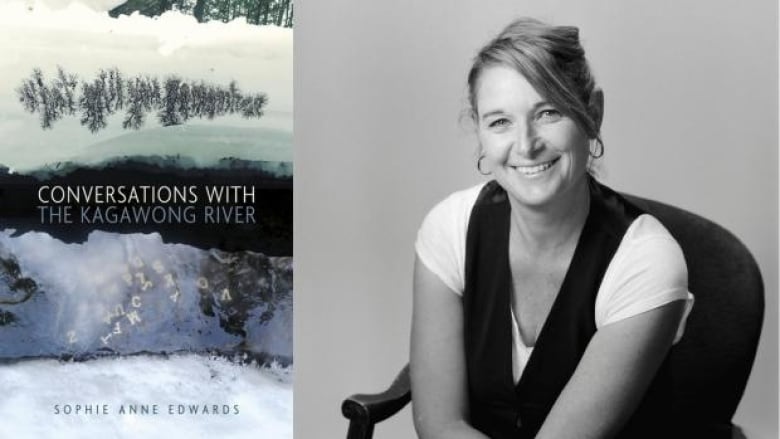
<box><xmin>0</xmin><ymin>354</ymin><xmax>292</xmax><ymax>439</ymax></box>
<box><xmin>0</xmin><ymin>229</ymin><xmax>293</xmax><ymax>359</ymax></box>
<box><xmin>0</xmin><ymin>0</ymin><xmax>292</xmax><ymax>171</ymax></box>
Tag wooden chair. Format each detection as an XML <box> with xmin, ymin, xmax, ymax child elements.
<box><xmin>341</xmin><ymin>195</ymin><xmax>764</xmax><ymax>439</ymax></box>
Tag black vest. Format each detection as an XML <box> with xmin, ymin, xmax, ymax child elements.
<box><xmin>463</xmin><ymin>178</ymin><xmax>674</xmax><ymax>439</ymax></box>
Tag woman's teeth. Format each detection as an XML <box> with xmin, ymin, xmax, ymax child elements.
<box><xmin>516</xmin><ymin>158</ymin><xmax>559</xmax><ymax>175</ymax></box>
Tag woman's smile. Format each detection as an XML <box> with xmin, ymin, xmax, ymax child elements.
<box><xmin>512</xmin><ymin>157</ymin><xmax>561</xmax><ymax>177</ymax></box>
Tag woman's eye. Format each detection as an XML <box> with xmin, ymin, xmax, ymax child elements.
<box><xmin>537</xmin><ymin>109</ymin><xmax>562</xmax><ymax>122</ymax></box>
<box><xmin>488</xmin><ymin>118</ymin><xmax>510</xmax><ymax>128</ymax></box>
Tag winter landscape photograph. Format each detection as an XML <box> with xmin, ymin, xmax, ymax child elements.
<box><xmin>0</xmin><ymin>1</ymin><xmax>293</xmax><ymax>437</ymax></box>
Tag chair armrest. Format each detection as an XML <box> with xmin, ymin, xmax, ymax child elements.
<box><xmin>342</xmin><ymin>364</ymin><xmax>411</xmax><ymax>439</ymax></box>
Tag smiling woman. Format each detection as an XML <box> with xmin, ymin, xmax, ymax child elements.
<box><xmin>410</xmin><ymin>18</ymin><xmax>694</xmax><ymax>439</ymax></box>
<box><xmin>475</xmin><ymin>65</ymin><xmax>592</xmax><ymax>208</ymax></box>
<box><xmin>295</xmin><ymin>2</ymin><xmax>777</xmax><ymax>438</ymax></box>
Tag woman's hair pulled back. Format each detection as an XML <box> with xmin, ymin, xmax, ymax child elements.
<box><xmin>467</xmin><ymin>18</ymin><xmax>602</xmax><ymax>145</ymax></box>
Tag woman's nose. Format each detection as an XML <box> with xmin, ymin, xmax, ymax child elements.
<box><xmin>513</xmin><ymin>124</ymin><xmax>540</xmax><ymax>157</ymax></box>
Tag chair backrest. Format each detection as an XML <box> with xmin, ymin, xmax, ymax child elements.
<box><xmin>624</xmin><ymin>195</ymin><xmax>764</xmax><ymax>426</ymax></box>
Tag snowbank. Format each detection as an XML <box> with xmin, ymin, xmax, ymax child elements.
<box><xmin>0</xmin><ymin>354</ymin><xmax>292</xmax><ymax>439</ymax></box>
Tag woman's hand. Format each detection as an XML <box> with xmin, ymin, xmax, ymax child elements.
<box><xmin>534</xmin><ymin>300</ymin><xmax>687</xmax><ymax>439</ymax></box>
<box><xmin>410</xmin><ymin>256</ymin><xmax>489</xmax><ymax>439</ymax></box>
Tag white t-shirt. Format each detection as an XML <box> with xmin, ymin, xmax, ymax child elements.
<box><xmin>415</xmin><ymin>182</ymin><xmax>695</xmax><ymax>382</ymax></box>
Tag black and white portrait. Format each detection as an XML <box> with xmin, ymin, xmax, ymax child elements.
<box><xmin>296</xmin><ymin>1</ymin><xmax>776</xmax><ymax>438</ymax></box>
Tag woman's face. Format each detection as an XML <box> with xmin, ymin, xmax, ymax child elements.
<box><xmin>475</xmin><ymin>65</ymin><xmax>590</xmax><ymax>209</ymax></box>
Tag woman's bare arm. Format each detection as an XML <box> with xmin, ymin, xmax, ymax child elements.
<box><xmin>535</xmin><ymin>300</ymin><xmax>687</xmax><ymax>439</ymax></box>
<box><xmin>410</xmin><ymin>256</ymin><xmax>489</xmax><ymax>439</ymax></box>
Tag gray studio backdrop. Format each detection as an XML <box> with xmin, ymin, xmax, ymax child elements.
<box><xmin>295</xmin><ymin>1</ymin><xmax>778</xmax><ymax>438</ymax></box>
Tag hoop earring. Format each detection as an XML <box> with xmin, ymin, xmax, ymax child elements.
<box><xmin>477</xmin><ymin>155</ymin><xmax>490</xmax><ymax>176</ymax></box>
<box><xmin>589</xmin><ymin>139</ymin><xmax>604</xmax><ymax>159</ymax></box>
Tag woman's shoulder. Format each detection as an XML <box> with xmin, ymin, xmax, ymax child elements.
<box><xmin>596</xmin><ymin>212</ymin><xmax>693</xmax><ymax>337</ymax></box>
<box><xmin>616</xmin><ymin>213</ymin><xmax>688</xmax><ymax>278</ymax></box>
<box><xmin>419</xmin><ymin>182</ymin><xmax>487</xmax><ymax>229</ymax></box>
<box><xmin>623</xmin><ymin>214</ymin><xmax>684</xmax><ymax>255</ymax></box>
<box><xmin>429</xmin><ymin>181</ymin><xmax>487</xmax><ymax>215</ymax></box>
<box><xmin>415</xmin><ymin>182</ymin><xmax>487</xmax><ymax>295</ymax></box>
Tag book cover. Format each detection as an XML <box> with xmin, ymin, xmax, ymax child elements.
<box><xmin>0</xmin><ymin>1</ymin><xmax>293</xmax><ymax>437</ymax></box>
